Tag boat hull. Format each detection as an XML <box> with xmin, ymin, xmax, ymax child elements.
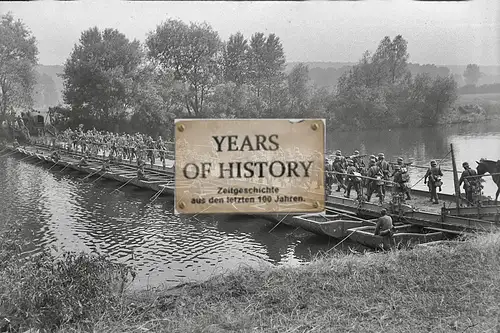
<box><xmin>346</xmin><ymin>225</ymin><xmax>447</xmax><ymax>250</ymax></box>
<box><xmin>290</xmin><ymin>213</ymin><xmax>376</xmax><ymax>238</ymax></box>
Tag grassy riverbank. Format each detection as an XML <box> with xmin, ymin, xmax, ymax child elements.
<box><xmin>46</xmin><ymin>233</ymin><xmax>498</xmax><ymax>333</ymax></box>
<box><xmin>0</xmin><ymin>225</ymin><xmax>499</xmax><ymax>332</ymax></box>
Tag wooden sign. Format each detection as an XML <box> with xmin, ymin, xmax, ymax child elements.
<box><xmin>174</xmin><ymin>119</ymin><xmax>325</xmax><ymax>214</ymax></box>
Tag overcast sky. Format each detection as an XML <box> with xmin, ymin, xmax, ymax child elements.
<box><xmin>1</xmin><ymin>0</ymin><xmax>498</xmax><ymax>67</ymax></box>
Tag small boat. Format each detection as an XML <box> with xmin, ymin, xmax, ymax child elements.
<box><xmin>289</xmin><ymin>212</ymin><xmax>376</xmax><ymax>238</ymax></box>
<box><xmin>346</xmin><ymin>224</ymin><xmax>448</xmax><ymax>250</ymax></box>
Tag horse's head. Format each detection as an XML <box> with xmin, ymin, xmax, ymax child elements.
<box><xmin>476</xmin><ymin>158</ymin><xmax>500</xmax><ymax>175</ymax></box>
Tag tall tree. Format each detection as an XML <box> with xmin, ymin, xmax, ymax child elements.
<box><xmin>0</xmin><ymin>13</ymin><xmax>38</xmax><ymax>120</ymax></box>
<box><xmin>371</xmin><ymin>35</ymin><xmax>409</xmax><ymax>85</ymax></box>
<box><xmin>287</xmin><ymin>63</ymin><xmax>310</xmax><ymax>116</ymax></box>
<box><xmin>146</xmin><ymin>19</ymin><xmax>222</xmax><ymax>117</ymax></box>
<box><xmin>62</xmin><ymin>27</ymin><xmax>143</xmax><ymax>129</ymax></box>
<box><xmin>463</xmin><ymin>64</ymin><xmax>481</xmax><ymax>86</ymax></box>
<box><xmin>247</xmin><ymin>33</ymin><xmax>267</xmax><ymax>97</ymax></box>
<box><xmin>223</xmin><ymin>32</ymin><xmax>249</xmax><ymax>85</ymax></box>
<box><xmin>247</xmin><ymin>33</ymin><xmax>286</xmax><ymax>98</ymax></box>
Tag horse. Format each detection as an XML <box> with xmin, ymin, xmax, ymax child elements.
<box><xmin>476</xmin><ymin>158</ymin><xmax>500</xmax><ymax>202</ymax></box>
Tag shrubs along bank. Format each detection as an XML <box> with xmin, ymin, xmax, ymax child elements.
<box><xmin>1</xmin><ymin>217</ymin><xmax>498</xmax><ymax>332</ymax></box>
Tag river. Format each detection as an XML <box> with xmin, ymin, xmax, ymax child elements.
<box><xmin>1</xmin><ymin>120</ymin><xmax>500</xmax><ymax>289</ymax></box>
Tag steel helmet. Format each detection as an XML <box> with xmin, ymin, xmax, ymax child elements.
<box><xmin>335</xmin><ymin>150</ymin><xmax>341</xmax><ymax>156</ymax></box>
<box><xmin>431</xmin><ymin>160</ymin><xmax>437</xmax><ymax>166</ymax></box>
<box><xmin>463</xmin><ymin>162</ymin><xmax>469</xmax><ymax>168</ymax></box>
<box><xmin>397</xmin><ymin>157</ymin><xmax>403</xmax><ymax>162</ymax></box>
<box><xmin>353</xmin><ymin>150</ymin><xmax>360</xmax><ymax>155</ymax></box>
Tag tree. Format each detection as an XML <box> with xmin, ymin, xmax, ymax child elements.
<box><xmin>247</xmin><ymin>33</ymin><xmax>286</xmax><ymax>98</ymax></box>
<box><xmin>146</xmin><ymin>19</ymin><xmax>222</xmax><ymax>117</ymax></box>
<box><xmin>463</xmin><ymin>64</ymin><xmax>481</xmax><ymax>86</ymax></box>
<box><xmin>130</xmin><ymin>66</ymin><xmax>180</xmax><ymax>139</ymax></box>
<box><xmin>223</xmin><ymin>32</ymin><xmax>249</xmax><ymax>85</ymax></box>
<box><xmin>62</xmin><ymin>27</ymin><xmax>143</xmax><ymax>130</ymax></box>
<box><xmin>421</xmin><ymin>75</ymin><xmax>457</xmax><ymax>125</ymax></box>
<box><xmin>0</xmin><ymin>13</ymin><xmax>38</xmax><ymax>120</ymax></box>
<box><xmin>287</xmin><ymin>63</ymin><xmax>310</xmax><ymax>116</ymax></box>
<box><xmin>371</xmin><ymin>35</ymin><xmax>409</xmax><ymax>85</ymax></box>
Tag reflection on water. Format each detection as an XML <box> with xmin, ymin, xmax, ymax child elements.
<box><xmin>0</xmin><ymin>157</ymin><xmax>335</xmax><ymax>289</ymax></box>
<box><xmin>1</xmin><ymin>120</ymin><xmax>500</xmax><ymax>288</ymax></box>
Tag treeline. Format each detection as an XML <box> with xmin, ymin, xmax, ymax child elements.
<box><xmin>308</xmin><ymin>63</ymin><xmax>455</xmax><ymax>90</ymax></box>
<box><xmin>458</xmin><ymin>83</ymin><xmax>500</xmax><ymax>95</ymax></box>
<box><xmin>53</xmin><ymin>22</ymin><xmax>459</xmax><ymax>137</ymax></box>
<box><xmin>1</xmin><ymin>14</ymin><xmax>461</xmax><ymax>138</ymax></box>
<box><xmin>52</xmin><ymin>20</ymin><xmax>332</xmax><ymax>138</ymax></box>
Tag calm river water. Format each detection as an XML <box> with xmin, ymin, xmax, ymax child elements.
<box><xmin>1</xmin><ymin>121</ymin><xmax>500</xmax><ymax>289</ymax></box>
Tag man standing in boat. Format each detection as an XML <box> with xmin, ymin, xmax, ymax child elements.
<box><xmin>424</xmin><ymin>160</ymin><xmax>443</xmax><ymax>204</ymax></box>
<box><xmin>374</xmin><ymin>209</ymin><xmax>394</xmax><ymax>237</ymax></box>
<box><xmin>458</xmin><ymin>162</ymin><xmax>479</xmax><ymax>206</ymax></box>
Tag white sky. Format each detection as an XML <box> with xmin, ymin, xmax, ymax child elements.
<box><xmin>1</xmin><ymin>0</ymin><xmax>498</xmax><ymax>67</ymax></box>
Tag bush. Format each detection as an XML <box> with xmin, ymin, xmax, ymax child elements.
<box><xmin>0</xmin><ymin>223</ymin><xmax>135</xmax><ymax>332</ymax></box>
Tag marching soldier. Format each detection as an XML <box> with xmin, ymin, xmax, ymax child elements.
<box><xmin>335</xmin><ymin>150</ymin><xmax>347</xmax><ymax>169</ymax></box>
<box><xmin>324</xmin><ymin>157</ymin><xmax>333</xmax><ymax>194</ymax></box>
<box><xmin>345</xmin><ymin>159</ymin><xmax>361</xmax><ymax>199</ymax></box>
<box><xmin>424</xmin><ymin>160</ymin><xmax>443</xmax><ymax>204</ymax></box>
<box><xmin>332</xmin><ymin>155</ymin><xmax>346</xmax><ymax>192</ymax></box>
<box><xmin>377</xmin><ymin>153</ymin><xmax>391</xmax><ymax>197</ymax></box>
<box><xmin>459</xmin><ymin>162</ymin><xmax>480</xmax><ymax>206</ymax></box>
<box><xmin>366</xmin><ymin>158</ymin><xmax>384</xmax><ymax>203</ymax></box>
<box><xmin>351</xmin><ymin>150</ymin><xmax>365</xmax><ymax>171</ymax></box>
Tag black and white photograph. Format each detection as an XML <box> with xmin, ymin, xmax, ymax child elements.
<box><xmin>0</xmin><ymin>0</ymin><xmax>498</xmax><ymax>332</ymax></box>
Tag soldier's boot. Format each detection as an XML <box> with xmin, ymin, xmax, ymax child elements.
<box><xmin>344</xmin><ymin>189</ymin><xmax>351</xmax><ymax>198</ymax></box>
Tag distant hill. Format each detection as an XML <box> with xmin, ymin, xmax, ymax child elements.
<box><xmin>286</xmin><ymin>62</ymin><xmax>500</xmax><ymax>90</ymax></box>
